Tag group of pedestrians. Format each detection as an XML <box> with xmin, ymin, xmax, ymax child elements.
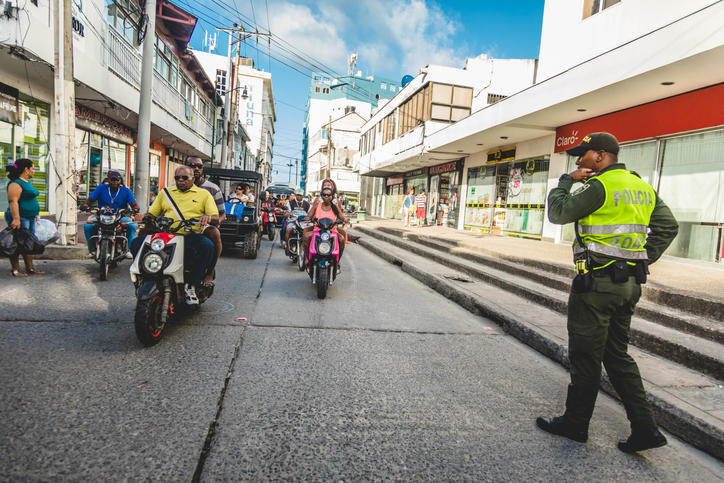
<box><xmin>401</xmin><ymin>188</ymin><xmax>426</xmax><ymax>227</ymax></box>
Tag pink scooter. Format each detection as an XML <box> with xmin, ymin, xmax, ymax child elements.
<box><xmin>306</xmin><ymin>217</ymin><xmax>346</xmax><ymax>299</ymax></box>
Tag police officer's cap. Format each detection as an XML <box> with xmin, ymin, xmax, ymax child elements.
<box><xmin>566</xmin><ymin>132</ymin><xmax>620</xmax><ymax>157</ymax></box>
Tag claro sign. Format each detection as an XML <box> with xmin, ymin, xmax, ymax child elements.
<box><xmin>75</xmin><ymin>105</ymin><xmax>135</xmax><ymax>145</ymax></box>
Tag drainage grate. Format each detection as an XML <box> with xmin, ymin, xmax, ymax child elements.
<box><xmin>444</xmin><ymin>274</ymin><xmax>475</xmax><ymax>283</ymax></box>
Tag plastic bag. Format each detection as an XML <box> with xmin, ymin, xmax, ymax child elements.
<box><xmin>35</xmin><ymin>218</ymin><xmax>61</xmax><ymax>246</ymax></box>
<box><xmin>15</xmin><ymin>227</ymin><xmax>45</xmax><ymax>255</ymax></box>
<box><xmin>0</xmin><ymin>227</ymin><xmax>17</xmax><ymax>258</ymax></box>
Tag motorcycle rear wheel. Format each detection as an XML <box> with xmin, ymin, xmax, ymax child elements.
<box><xmin>134</xmin><ymin>295</ymin><xmax>165</xmax><ymax>347</ymax></box>
<box><xmin>266</xmin><ymin>223</ymin><xmax>276</xmax><ymax>241</ymax></box>
<box><xmin>297</xmin><ymin>241</ymin><xmax>305</xmax><ymax>271</ymax></box>
<box><xmin>317</xmin><ymin>266</ymin><xmax>329</xmax><ymax>299</ymax></box>
<box><xmin>99</xmin><ymin>239</ymin><xmax>110</xmax><ymax>281</ymax></box>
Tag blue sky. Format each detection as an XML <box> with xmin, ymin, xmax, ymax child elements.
<box><xmin>185</xmin><ymin>0</ymin><xmax>546</xmax><ymax>183</ymax></box>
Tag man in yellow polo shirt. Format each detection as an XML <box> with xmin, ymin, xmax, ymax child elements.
<box><xmin>131</xmin><ymin>166</ymin><xmax>219</xmax><ymax>304</ymax></box>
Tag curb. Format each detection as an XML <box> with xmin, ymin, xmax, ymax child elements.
<box><xmin>357</xmin><ymin>236</ymin><xmax>724</xmax><ymax>463</ymax></box>
<box><xmin>36</xmin><ymin>245</ymin><xmax>89</xmax><ymax>260</ymax></box>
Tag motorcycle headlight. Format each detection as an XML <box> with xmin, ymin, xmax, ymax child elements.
<box><xmin>100</xmin><ymin>214</ymin><xmax>115</xmax><ymax>224</ymax></box>
<box><xmin>150</xmin><ymin>238</ymin><xmax>166</xmax><ymax>251</ymax></box>
<box><xmin>243</xmin><ymin>216</ymin><xmax>251</xmax><ymax>222</ymax></box>
<box><xmin>318</xmin><ymin>242</ymin><xmax>331</xmax><ymax>255</ymax></box>
<box><xmin>142</xmin><ymin>253</ymin><xmax>163</xmax><ymax>273</ymax></box>
<box><xmin>320</xmin><ymin>232</ymin><xmax>330</xmax><ymax>242</ymax></box>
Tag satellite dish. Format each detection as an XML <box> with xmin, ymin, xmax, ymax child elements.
<box><xmin>401</xmin><ymin>75</ymin><xmax>414</xmax><ymax>88</ymax></box>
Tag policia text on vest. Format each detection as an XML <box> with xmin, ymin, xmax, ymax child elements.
<box><xmin>538</xmin><ymin>131</ymin><xmax>678</xmax><ymax>454</ymax></box>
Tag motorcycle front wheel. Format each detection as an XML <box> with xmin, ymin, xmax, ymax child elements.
<box><xmin>317</xmin><ymin>265</ymin><xmax>329</xmax><ymax>299</ymax></box>
<box><xmin>99</xmin><ymin>239</ymin><xmax>110</xmax><ymax>281</ymax></box>
<box><xmin>134</xmin><ymin>295</ymin><xmax>165</xmax><ymax>347</ymax></box>
<box><xmin>266</xmin><ymin>223</ymin><xmax>276</xmax><ymax>241</ymax></box>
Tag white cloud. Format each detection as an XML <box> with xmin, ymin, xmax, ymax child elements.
<box><xmin>265</xmin><ymin>0</ymin><xmax>470</xmax><ymax>79</ymax></box>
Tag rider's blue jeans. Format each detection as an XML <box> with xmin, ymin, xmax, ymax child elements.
<box><xmin>130</xmin><ymin>233</ymin><xmax>213</xmax><ymax>287</ymax></box>
<box><xmin>85</xmin><ymin>217</ymin><xmax>137</xmax><ymax>251</ymax></box>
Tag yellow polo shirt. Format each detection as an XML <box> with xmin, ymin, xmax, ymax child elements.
<box><xmin>149</xmin><ymin>184</ymin><xmax>218</xmax><ymax>234</ymax></box>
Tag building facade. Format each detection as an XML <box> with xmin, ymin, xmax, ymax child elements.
<box><xmin>0</xmin><ymin>0</ymin><xmax>220</xmax><ymax>214</ymax></box>
<box><xmin>355</xmin><ymin>55</ymin><xmax>538</xmax><ymax>227</ymax></box>
<box><xmin>301</xmin><ymin>71</ymin><xmax>398</xmax><ymax>192</ymax></box>
<box><xmin>358</xmin><ymin>0</ymin><xmax>724</xmax><ymax>265</ymax></box>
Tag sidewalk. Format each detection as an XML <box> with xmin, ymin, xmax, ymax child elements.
<box><xmin>355</xmin><ymin>216</ymin><xmax>724</xmax><ymax>308</ymax></box>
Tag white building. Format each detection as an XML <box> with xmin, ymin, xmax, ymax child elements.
<box><xmin>0</xmin><ymin>0</ymin><xmax>219</xmax><ymax>215</ymax></box>
<box><xmin>195</xmin><ymin>52</ymin><xmax>276</xmax><ymax>184</ymax></box>
<box><xmin>305</xmin><ymin>111</ymin><xmax>367</xmax><ymax>201</ymax></box>
<box><xmin>359</xmin><ymin>0</ymin><xmax>724</xmax><ymax>265</ymax></box>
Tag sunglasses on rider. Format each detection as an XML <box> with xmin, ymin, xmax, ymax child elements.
<box><xmin>174</xmin><ymin>175</ymin><xmax>191</xmax><ymax>181</ymax></box>
<box><xmin>321</xmin><ymin>193</ymin><xmax>332</xmax><ymax>197</ymax></box>
<box><xmin>187</xmin><ymin>163</ymin><xmax>203</xmax><ymax>168</ymax></box>
<box><xmin>108</xmin><ymin>176</ymin><xmax>121</xmax><ymax>182</ymax></box>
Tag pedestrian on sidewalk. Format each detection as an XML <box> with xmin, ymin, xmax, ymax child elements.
<box><xmin>415</xmin><ymin>190</ymin><xmax>426</xmax><ymax>227</ymax></box>
<box><xmin>4</xmin><ymin>159</ymin><xmax>44</xmax><ymax>277</ymax></box>
<box><xmin>402</xmin><ymin>188</ymin><xmax>415</xmax><ymax>227</ymax></box>
<box><xmin>537</xmin><ymin>132</ymin><xmax>678</xmax><ymax>453</ymax></box>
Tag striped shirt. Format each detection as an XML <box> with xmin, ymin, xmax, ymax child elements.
<box><xmin>199</xmin><ymin>179</ymin><xmax>225</xmax><ymax>215</ymax></box>
<box><xmin>415</xmin><ymin>194</ymin><xmax>426</xmax><ymax>208</ymax></box>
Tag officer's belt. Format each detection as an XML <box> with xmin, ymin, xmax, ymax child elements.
<box><xmin>578</xmin><ymin>224</ymin><xmax>649</xmax><ymax>235</ymax></box>
<box><xmin>591</xmin><ymin>263</ymin><xmax>638</xmax><ymax>278</ymax></box>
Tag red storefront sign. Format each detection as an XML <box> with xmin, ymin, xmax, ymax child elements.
<box><xmin>429</xmin><ymin>161</ymin><xmax>458</xmax><ymax>175</ymax></box>
<box><xmin>386</xmin><ymin>174</ymin><xmax>403</xmax><ymax>186</ymax></box>
<box><xmin>555</xmin><ymin>83</ymin><xmax>724</xmax><ymax>153</ymax></box>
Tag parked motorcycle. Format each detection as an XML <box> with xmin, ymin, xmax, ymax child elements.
<box><xmin>306</xmin><ymin>217</ymin><xmax>346</xmax><ymax>299</ymax></box>
<box><xmin>85</xmin><ymin>206</ymin><xmax>132</xmax><ymax>281</ymax></box>
<box><xmin>130</xmin><ymin>216</ymin><xmax>214</xmax><ymax>346</ymax></box>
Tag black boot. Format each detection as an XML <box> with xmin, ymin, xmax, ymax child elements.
<box><xmin>536</xmin><ymin>416</ymin><xmax>588</xmax><ymax>443</ymax></box>
<box><xmin>618</xmin><ymin>428</ymin><xmax>667</xmax><ymax>453</ymax></box>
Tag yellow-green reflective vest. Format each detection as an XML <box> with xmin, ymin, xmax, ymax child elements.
<box><xmin>573</xmin><ymin>169</ymin><xmax>655</xmax><ymax>260</ymax></box>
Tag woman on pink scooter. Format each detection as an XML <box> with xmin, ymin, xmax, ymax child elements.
<box><xmin>303</xmin><ymin>187</ymin><xmax>345</xmax><ymax>273</ymax></box>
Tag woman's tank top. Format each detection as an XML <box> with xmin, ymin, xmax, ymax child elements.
<box><xmin>315</xmin><ymin>202</ymin><xmax>337</xmax><ymax>222</ymax></box>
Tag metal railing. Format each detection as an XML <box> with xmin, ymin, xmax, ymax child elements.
<box><xmin>107</xmin><ymin>27</ymin><xmax>141</xmax><ymax>88</ymax></box>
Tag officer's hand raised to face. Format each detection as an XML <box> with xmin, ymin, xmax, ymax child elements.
<box><xmin>568</xmin><ymin>168</ymin><xmax>598</xmax><ymax>182</ymax></box>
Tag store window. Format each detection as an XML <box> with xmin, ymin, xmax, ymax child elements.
<box><xmin>503</xmin><ymin>158</ymin><xmax>549</xmax><ymax>236</ymax></box>
<box><xmin>464</xmin><ymin>165</ymin><xmax>497</xmax><ymax>231</ymax></box>
<box><xmin>0</xmin><ymin>95</ymin><xmax>50</xmax><ymax>213</ymax></box>
<box><xmin>657</xmin><ymin>130</ymin><xmax>724</xmax><ymax>262</ymax></box>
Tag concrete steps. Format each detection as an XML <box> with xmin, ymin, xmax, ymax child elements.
<box><xmin>350</xmin><ymin>224</ymin><xmax>724</xmax><ymax>462</ymax></box>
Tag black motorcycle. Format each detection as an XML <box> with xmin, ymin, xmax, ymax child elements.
<box><xmin>86</xmin><ymin>206</ymin><xmax>133</xmax><ymax>280</ymax></box>
<box><xmin>130</xmin><ymin>216</ymin><xmax>214</xmax><ymax>346</ymax></box>
<box><xmin>287</xmin><ymin>210</ymin><xmax>308</xmax><ymax>271</ymax></box>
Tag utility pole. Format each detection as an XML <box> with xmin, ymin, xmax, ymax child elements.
<box><xmin>326</xmin><ymin>115</ymin><xmax>332</xmax><ymax>180</ymax></box>
<box><xmin>287</xmin><ymin>161</ymin><xmax>293</xmax><ymax>182</ymax></box>
<box><xmin>218</xmin><ymin>26</ymin><xmax>272</xmax><ymax>170</ymax></box>
<box><xmin>134</xmin><ymin>0</ymin><xmax>157</xmax><ymax>212</ymax></box>
<box><xmin>295</xmin><ymin>159</ymin><xmax>298</xmax><ymax>186</ymax></box>
<box><xmin>218</xmin><ymin>29</ymin><xmax>233</xmax><ymax>168</ymax></box>
<box><xmin>54</xmin><ymin>0</ymin><xmax>77</xmax><ymax>244</ymax></box>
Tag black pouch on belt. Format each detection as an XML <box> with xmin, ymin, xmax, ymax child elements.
<box><xmin>610</xmin><ymin>261</ymin><xmax>630</xmax><ymax>283</ymax></box>
<box><xmin>635</xmin><ymin>260</ymin><xmax>648</xmax><ymax>284</ymax></box>
<box><xmin>573</xmin><ymin>258</ymin><xmax>593</xmax><ymax>292</ymax></box>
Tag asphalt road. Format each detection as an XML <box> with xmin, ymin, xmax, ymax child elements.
<box><xmin>0</xmin><ymin>237</ymin><xmax>722</xmax><ymax>482</ymax></box>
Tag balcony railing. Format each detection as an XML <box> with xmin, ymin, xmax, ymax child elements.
<box><xmin>107</xmin><ymin>27</ymin><xmax>141</xmax><ymax>88</ymax></box>
<box><xmin>107</xmin><ymin>26</ymin><xmax>213</xmax><ymax>144</ymax></box>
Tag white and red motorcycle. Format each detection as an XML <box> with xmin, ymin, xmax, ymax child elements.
<box><xmin>130</xmin><ymin>216</ymin><xmax>214</xmax><ymax>346</ymax></box>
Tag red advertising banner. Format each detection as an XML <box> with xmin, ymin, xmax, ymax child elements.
<box><xmin>555</xmin><ymin>83</ymin><xmax>724</xmax><ymax>153</ymax></box>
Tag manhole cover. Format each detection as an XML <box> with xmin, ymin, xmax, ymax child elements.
<box><xmin>197</xmin><ymin>299</ymin><xmax>235</xmax><ymax>315</ymax></box>
<box><xmin>443</xmin><ymin>275</ymin><xmax>475</xmax><ymax>283</ymax></box>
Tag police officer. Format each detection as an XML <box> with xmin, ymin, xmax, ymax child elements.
<box><xmin>537</xmin><ymin>132</ymin><xmax>678</xmax><ymax>453</ymax></box>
